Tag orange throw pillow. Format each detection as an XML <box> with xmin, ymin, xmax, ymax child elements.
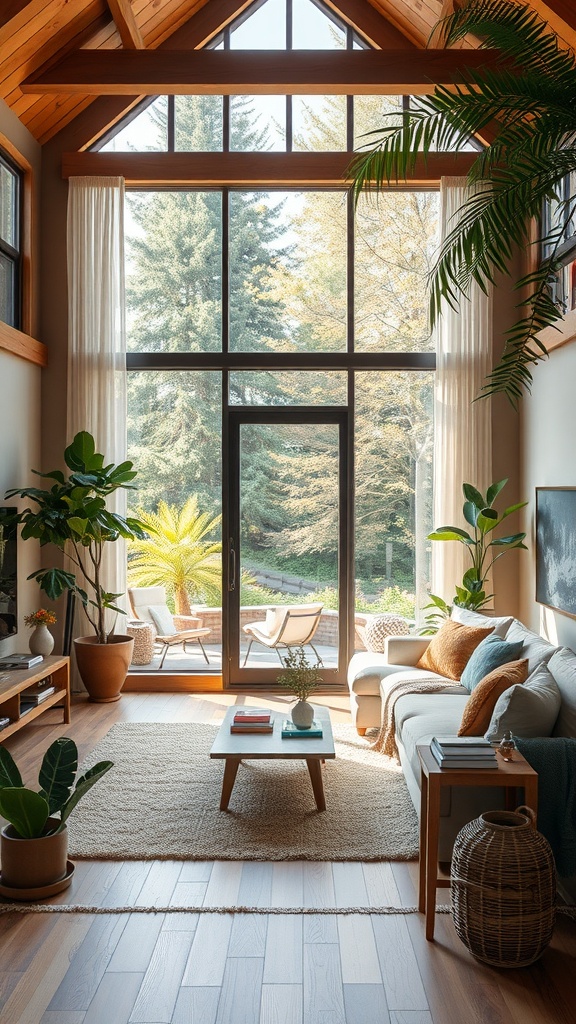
<box><xmin>416</xmin><ymin>619</ymin><xmax>494</xmax><ymax>681</ymax></box>
<box><xmin>458</xmin><ymin>659</ymin><xmax>529</xmax><ymax>736</ymax></box>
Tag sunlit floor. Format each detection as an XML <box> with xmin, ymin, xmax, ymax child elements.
<box><xmin>127</xmin><ymin>641</ymin><xmax>339</xmax><ymax>673</ymax></box>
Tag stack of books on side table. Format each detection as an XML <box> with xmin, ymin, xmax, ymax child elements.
<box><xmin>230</xmin><ymin>708</ymin><xmax>274</xmax><ymax>734</ymax></box>
<box><xmin>282</xmin><ymin>719</ymin><xmax>323</xmax><ymax>739</ymax></box>
<box><xmin>431</xmin><ymin>735</ymin><xmax>498</xmax><ymax>769</ymax></box>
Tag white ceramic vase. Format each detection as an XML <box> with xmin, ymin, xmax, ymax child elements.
<box><xmin>291</xmin><ymin>700</ymin><xmax>314</xmax><ymax>729</ymax></box>
<box><xmin>28</xmin><ymin>623</ymin><xmax>54</xmax><ymax>657</ymax></box>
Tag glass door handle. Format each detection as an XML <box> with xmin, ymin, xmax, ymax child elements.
<box><xmin>229</xmin><ymin>539</ymin><xmax>236</xmax><ymax>591</ymax></box>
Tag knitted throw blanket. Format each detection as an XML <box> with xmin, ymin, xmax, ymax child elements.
<box><xmin>370</xmin><ymin>673</ymin><xmax>458</xmax><ymax>761</ymax></box>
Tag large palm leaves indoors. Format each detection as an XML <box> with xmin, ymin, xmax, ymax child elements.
<box><xmin>351</xmin><ymin>0</ymin><xmax>576</xmax><ymax>406</ymax></box>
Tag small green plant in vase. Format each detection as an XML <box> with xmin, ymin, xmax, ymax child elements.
<box><xmin>278</xmin><ymin>646</ymin><xmax>323</xmax><ymax>729</ymax></box>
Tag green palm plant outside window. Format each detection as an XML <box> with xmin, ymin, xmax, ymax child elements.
<box><xmin>351</xmin><ymin>0</ymin><xmax>576</xmax><ymax>405</ymax></box>
<box><xmin>128</xmin><ymin>496</ymin><xmax>222</xmax><ymax>614</ymax></box>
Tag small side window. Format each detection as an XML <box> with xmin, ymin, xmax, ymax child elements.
<box><xmin>0</xmin><ymin>150</ymin><xmax>22</xmax><ymax>329</ymax></box>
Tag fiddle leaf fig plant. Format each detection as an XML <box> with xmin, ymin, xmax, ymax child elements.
<box><xmin>421</xmin><ymin>479</ymin><xmax>527</xmax><ymax>632</ymax></box>
<box><xmin>0</xmin><ymin>738</ymin><xmax>112</xmax><ymax>839</ymax></box>
<box><xmin>6</xmin><ymin>431</ymin><xmax>148</xmax><ymax>643</ymax></box>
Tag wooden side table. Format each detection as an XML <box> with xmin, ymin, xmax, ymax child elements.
<box><xmin>417</xmin><ymin>743</ymin><xmax>538</xmax><ymax>941</ymax></box>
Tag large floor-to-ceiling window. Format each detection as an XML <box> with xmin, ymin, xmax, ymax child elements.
<box><xmin>94</xmin><ymin>0</ymin><xmax>442</xmax><ymax>684</ymax></box>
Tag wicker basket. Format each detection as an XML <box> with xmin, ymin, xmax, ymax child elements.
<box><xmin>451</xmin><ymin>806</ymin><xmax>556</xmax><ymax>968</ymax></box>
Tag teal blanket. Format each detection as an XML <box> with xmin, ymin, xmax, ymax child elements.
<box><xmin>515</xmin><ymin>737</ymin><xmax>576</xmax><ymax>878</ymax></box>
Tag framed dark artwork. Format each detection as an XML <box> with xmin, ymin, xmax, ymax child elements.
<box><xmin>536</xmin><ymin>488</ymin><xmax>576</xmax><ymax>617</ymax></box>
<box><xmin>0</xmin><ymin>507</ymin><xmax>17</xmax><ymax>638</ymax></box>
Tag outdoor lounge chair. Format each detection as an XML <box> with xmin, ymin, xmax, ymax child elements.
<box><xmin>128</xmin><ymin>586</ymin><xmax>211</xmax><ymax>670</ymax></box>
<box><xmin>242</xmin><ymin>603</ymin><xmax>324</xmax><ymax>667</ymax></box>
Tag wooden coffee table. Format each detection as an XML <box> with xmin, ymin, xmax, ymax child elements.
<box><xmin>210</xmin><ymin>705</ymin><xmax>335</xmax><ymax>811</ymax></box>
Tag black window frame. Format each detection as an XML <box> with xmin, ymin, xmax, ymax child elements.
<box><xmin>0</xmin><ymin>148</ymin><xmax>23</xmax><ymax>330</ymax></box>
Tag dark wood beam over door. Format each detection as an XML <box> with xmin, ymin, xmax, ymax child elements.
<box><xmin>61</xmin><ymin>150</ymin><xmax>477</xmax><ymax>185</ymax></box>
<box><xmin>24</xmin><ymin>48</ymin><xmax>505</xmax><ymax>95</ymax></box>
<box><xmin>105</xmin><ymin>0</ymin><xmax>144</xmax><ymax>49</ymax></box>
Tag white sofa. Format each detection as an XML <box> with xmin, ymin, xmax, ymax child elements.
<box><xmin>347</xmin><ymin>613</ymin><xmax>576</xmax><ymax>862</ymax></box>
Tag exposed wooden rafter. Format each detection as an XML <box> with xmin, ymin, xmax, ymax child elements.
<box><xmin>105</xmin><ymin>0</ymin><xmax>144</xmax><ymax>49</ymax></box>
<box><xmin>61</xmin><ymin>150</ymin><xmax>477</xmax><ymax>185</ymax></box>
<box><xmin>24</xmin><ymin>47</ymin><xmax>504</xmax><ymax>95</ymax></box>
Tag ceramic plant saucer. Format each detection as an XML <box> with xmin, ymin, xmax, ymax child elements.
<box><xmin>0</xmin><ymin>860</ymin><xmax>75</xmax><ymax>901</ymax></box>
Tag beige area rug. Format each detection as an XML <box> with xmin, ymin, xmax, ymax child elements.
<box><xmin>67</xmin><ymin>722</ymin><xmax>419</xmax><ymax>861</ymax></box>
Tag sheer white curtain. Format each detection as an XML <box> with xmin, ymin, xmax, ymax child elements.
<box><xmin>432</xmin><ymin>176</ymin><xmax>493</xmax><ymax>604</ymax></box>
<box><xmin>67</xmin><ymin>176</ymin><xmax>127</xmax><ymax>661</ymax></box>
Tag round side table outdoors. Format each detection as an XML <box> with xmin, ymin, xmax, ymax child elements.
<box><xmin>126</xmin><ymin>621</ymin><xmax>155</xmax><ymax>666</ymax></box>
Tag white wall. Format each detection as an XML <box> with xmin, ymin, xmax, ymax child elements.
<box><xmin>520</xmin><ymin>340</ymin><xmax>576</xmax><ymax>652</ymax></box>
<box><xmin>0</xmin><ymin>99</ymin><xmax>43</xmax><ymax>657</ymax></box>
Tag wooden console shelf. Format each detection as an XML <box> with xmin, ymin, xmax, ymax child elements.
<box><xmin>0</xmin><ymin>656</ymin><xmax>71</xmax><ymax>742</ymax></box>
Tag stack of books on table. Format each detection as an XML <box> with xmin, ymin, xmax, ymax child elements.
<box><xmin>230</xmin><ymin>709</ymin><xmax>273</xmax><ymax>734</ymax></box>
<box><xmin>431</xmin><ymin>735</ymin><xmax>498</xmax><ymax>769</ymax></box>
<box><xmin>282</xmin><ymin>719</ymin><xmax>323</xmax><ymax>739</ymax></box>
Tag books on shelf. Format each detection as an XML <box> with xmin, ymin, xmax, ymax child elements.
<box><xmin>233</xmin><ymin>709</ymin><xmax>271</xmax><ymax>724</ymax></box>
<box><xmin>0</xmin><ymin>654</ymin><xmax>43</xmax><ymax>670</ymax></box>
<box><xmin>0</xmin><ymin>716</ymin><xmax>11</xmax><ymax>730</ymax></box>
<box><xmin>20</xmin><ymin>685</ymin><xmax>56</xmax><ymax>706</ymax></box>
<box><xmin>230</xmin><ymin>720</ymin><xmax>274</xmax><ymax>734</ymax></box>
<box><xmin>431</xmin><ymin>735</ymin><xmax>497</xmax><ymax>769</ymax></box>
<box><xmin>281</xmin><ymin>719</ymin><xmax>323</xmax><ymax>739</ymax></box>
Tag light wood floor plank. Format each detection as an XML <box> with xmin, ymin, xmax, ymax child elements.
<box><xmin>332</xmin><ymin>862</ymin><xmax>369</xmax><ymax>908</ymax></box>
<box><xmin>371</xmin><ymin>915</ymin><xmax>428</xmax><ymax>1013</ymax></box>
<box><xmin>362</xmin><ymin>862</ymin><xmax>403</xmax><ymax>908</ymax></box>
<box><xmin>162</xmin><ymin>912</ymin><xmax>200</xmax><ymax>932</ymax></box>
<box><xmin>303</xmin><ymin>943</ymin><xmax>346</xmax><ymax>1024</ymax></box>
<box><xmin>261</xmin><ymin>983</ymin><xmax>303</xmax><ymax>1024</ymax></box>
<box><xmin>182</xmin><ymin>913</ymin><xmax>233</xmax><ymax>987</ymax></box>
<box><xmin>302</xmin><ymin>861</ymin><xmax>336</xmax><ymax>909</ymax></box>
<box><xmin>343</xmin><ymin>983</ymin><xmax>390</xmax><ymax>1024</ymax></box>
<box><xmin>390</xmin><ymin>1012</ymin><xmax>433</xmax><ymax>1024</ymax></box>
<box><xmin>107</xmin><ymin>914</ymin><xmax>165</xmax><ymax>973</ymax></box>
<box><xmin>172</xmin><ymin>986</ymin><xmax>221</xmax><ymax>1024</ymax></box>
<box><xmin>40</xmin><ymin>1013</ymin><xmax>86</xmax><ymax>1024</ymax></box>
<box><xmin>129</xmin><ymin>929</ymin><xmax>194</xmax><ymax>1023</ymax></box>
<box><xmin>179</xmin><ymin>860</ymin><xmax>213</xmax><ymax>883</ymax></box>
<box><xmin>337</xmin><ymin>915</ymin><xmax>382</xmax><ymax>984</ymax></box>
<box><xmin>100</xmin><ymin>861</ymin><xmax>153</xmax><ymax>909</ymax></box>
<box><xmin>0</xmin><ymin>916</ymin><xmax>93</xmax><ymax>1024</ymax></box>
<box><xmin>169</xmin><ymin>881</ymin><xmax>208</xmax><ymax>907</ymax></box>
<box><xmin>263</xmin><ymin>915</ymin><xmax>303</xmax><ymax>984</ymax></box>
<box><xmin>48</xmin><ymin>914</ymin><xmax>129</xmax><ymax>1012</ymax></box>
<box><xmin>84</xmin><ymin>972</ymin><xmax>143</xmax><ymax>1024</ymax></box>
<box><xmin>215</xmin><ymin>956</ymin><xmax>264</xmax><ymax>1024</ymax></box>
<box><xmin>303</xmin><ymin>912</ymin><xmax>339</xmax><ymax>944</ymax></box>
<box><xmin>134</xmin><ymin>860</ymin><xmax>182</xmax><ymax>908</ymax></box>
<box><xmin>238</xmin><ymin>860</ymin><xmax>274</xmax><ymax>908</ymax></box>
<box><xmin>228</xmin><ymin>912</ymin><xmax>268</xmax><ymax>957</ymax></box>
<box><xmin>271</xmin><ymin>861</ymin><xmax>304</xmax><ymax>908</ymax></box>
<box><xmin>204</xmin><ymin>861</ymin><xmax>243</xmax><ymax>907</ymax></box>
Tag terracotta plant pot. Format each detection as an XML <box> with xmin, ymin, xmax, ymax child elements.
<box><xmin>1</xmin><ymin>819</ymin><xmax>68</xmax><ymax>889</ymax></box>
<box><xmin>74</xmin><ymin>635</ymin><xmax>134</xmax><ymax>703</ymax></box>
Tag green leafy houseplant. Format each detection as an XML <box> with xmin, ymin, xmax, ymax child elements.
<box><xmin>6</xmin><ymin>431</ymin><xmax>148</xmax><ymax>643</ymax></box>
<box><xmin>421</xmin><ymin>479</ymin><xmax>527</xmax><ymax>632</ymax></box>
<box><xmin>278</xmin><ymin>647</ymin><xmax>323</xmax><ymax>703</ymax></box>
<box><xmin>0</xmin><ymin>737</ymin><xmax>112</xmax><ymax>839</ymax></box>
<box><xmin>351</xmin><ymin>0</ymin><xmax>576</xmax><ymax>405</ymax></box>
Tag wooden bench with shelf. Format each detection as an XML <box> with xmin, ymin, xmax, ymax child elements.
<box><xmin>0</xmin><ymin>656</ymin><xmax>70</xmax><ymax>741</ymax></box>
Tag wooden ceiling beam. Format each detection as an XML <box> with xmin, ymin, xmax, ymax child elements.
<box><xmin>61</xmin><ymin>149</ymin><xmax>477</xmax><ymax>185</ymax></box>
<box><xmin>0</xmin><ymin>0</ymin><xmax>42</xmax><ymax>33</ymax></box>
<box><xmin>24</xmin><ymin>47</ymin><xmax>504</xmax><ymax>95</ymax></box>
<box><xmin>323</xmin><ymin>0</ymin><xmax>417</xmax><ymax>49</ymax></box>
<box><xmin>105</xmin><ymin>0</ymin><xmax>144</xmax><ymax>49</ymax></box>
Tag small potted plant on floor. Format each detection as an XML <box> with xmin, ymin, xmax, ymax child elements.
<box><xmin>7</xmin><ymin>431</ymin><xmax>148</xmax><ymax>702</ymax></box>
<box><xmin>278</xmin><ymin>646</ymin><xmax>323</xmax><ymax>728</ymax></box>
<box><xmin>0</xmin><ymin>737</ymin><xmax>112</xmax><ymax>898</ymax></box>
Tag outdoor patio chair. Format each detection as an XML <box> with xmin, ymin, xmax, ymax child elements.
<box><xmin>127</xmin><ymin>586</ymin><xmax>211</xmax><ymax>670</ymax></box>
<box><xmin>242</xmin><ymin>603</ymin><xmax>324</xmax><ymax>667</ymax></box>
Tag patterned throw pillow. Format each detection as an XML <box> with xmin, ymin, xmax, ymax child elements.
<box><xmin>416</xmin><ymin>619</ymin><xmax>494</xmax><ymax>681</ymax></box>
<box><xmin>364</xmin><ymin>614</ymin><xmax>410</xmax><ymax>653</ymax></box>
<box><xmin>458</xmin><ymin>659</ymin><xmax>529</xmax><ymax>736</ymax></box>
<box><xmin>460</xmin><ymin>633</ymin><xmax>525</xmax><ymax>693</ymax></box>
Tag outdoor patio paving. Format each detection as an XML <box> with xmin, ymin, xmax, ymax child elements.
<box><xmin>127</xmin><ymin>641</ymin><xmax>339</xmax><ymax>673</ymax></box>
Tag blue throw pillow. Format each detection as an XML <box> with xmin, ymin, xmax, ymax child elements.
<box><xmin>460</xmin><ymin>633</ymin><xmax>525</xmax><ymax>692</ymax></box>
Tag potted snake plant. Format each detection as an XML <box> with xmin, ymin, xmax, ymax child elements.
<box><xmin>0</xmin><ymin>737</ymin><xmax>112</xmax><ymax>897</ymax></box>
<box><xmin>6</xmin><ymin>431</ymin><xmax>148</xmax><ymax>702</ymax></box>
